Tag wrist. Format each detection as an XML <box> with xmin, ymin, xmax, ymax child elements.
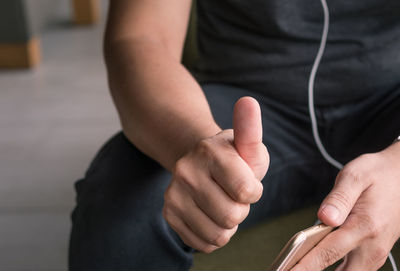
<box><xmin>181</xmin><ymin>123</ymin><xmax>222</xmax><ymax>155</ymax></box>
<box><xmin>170</xmin><ymin>122</ymin><xmax>222</xmax><ymax>169</ymax></box>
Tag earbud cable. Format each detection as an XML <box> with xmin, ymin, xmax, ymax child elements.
<box><xmin>308</xmin><ymin>0</ymin><xmax>397</xmax><ymax>270</ymax></box>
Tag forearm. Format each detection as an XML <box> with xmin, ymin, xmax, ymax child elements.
<box><xmin>105</xmin><ymin>38</ymin><xmax>221</xmax><ymax>171</ymax></box>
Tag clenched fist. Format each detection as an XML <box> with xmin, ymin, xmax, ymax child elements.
<box><xmin>163</xmin><ymin>97</ymin><xmax>270</xmax><ymax>253</ymax></box>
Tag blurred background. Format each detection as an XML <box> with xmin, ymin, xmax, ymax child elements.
<box><xmin>0</xmin><ymin>0</ymin><xmax>119</xmax><ymax>270</ymax></box>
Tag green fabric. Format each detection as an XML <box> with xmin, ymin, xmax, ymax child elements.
<box><xmin>192</xmin><ymin>205</ymin><xmax>400</xmax><ymax>270</ymax></box>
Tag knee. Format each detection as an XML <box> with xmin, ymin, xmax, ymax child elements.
<box><xmin>84</xmin><ymin>132</ymin><xmax>158</xmax><ymax>181</ymax></box>
<box><xmin>69</xmin><ymin>132</ymin><xmax>186</xmax><ymax>269</ymax></box>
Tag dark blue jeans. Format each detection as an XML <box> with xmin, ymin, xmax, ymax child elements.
<box><xmin>69</xmin><ymin>84</ymin><xmax>400</xmax><ymax>271</ymax></box>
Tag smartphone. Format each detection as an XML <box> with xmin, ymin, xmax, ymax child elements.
<box><xmin>267</xmin><ymin>224</ymin><xmax>334</xmax><ymax>271</ymax></box>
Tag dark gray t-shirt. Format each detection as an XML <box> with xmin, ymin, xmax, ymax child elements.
<box><xmin>193</xmin><ymin>0</ymin><xmax>400</xmax><ymax>105</ymax></box>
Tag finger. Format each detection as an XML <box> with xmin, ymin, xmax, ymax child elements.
<box><xmin>163</xmin><ymin>182</ymin><xmax>220</xmax><ymax>253</ymax></box>
<box><xmin>164</xmin><ymin>210</ymin><xmax>219</xmax><ymax>253</ymax></box>
<box><xmin>318</xmin><ymin>167</ymin><xmax>372</xmax><ymax>227</ymax></box>
<box><xmin>292</xmin><ymin>217</ymin><xmax>367</xmax><ymax>271</ymax></box>
<box><xmin>183</xmin><ymin>204</ymin><xmax>239</xmax><ymax>248</ymax></box>
<box><xmin>181</xmin><ymin>161</ymin><xmax>251</xmax><ymax>229</ymax></box>
<box><xmin>174</xmin><ymin>183</ymin><xmax>238</xmax><ymax>247</ymax></box>
<box><xmin>210</xmin><ymin>147</ymin><xmax>263</xmax><ymax>204</ymax></box>
<box><xmin>196</xmin><ymin>180</ymin><xmax>250</xmax><ymax>229</ymax></box>
<box><xmin>233</xmin><ymin>96</ymin><xmax>269</xmax><ymax>179</ymax></box>
<box><xmin>172</xmin><ymin>154</ymin><xmax>251</xmax><ymax>228</ymax></box>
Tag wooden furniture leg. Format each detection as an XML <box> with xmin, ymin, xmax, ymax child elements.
<box><xmin>72</xmin><ymin>0</ymin><xmax>100</xmax><ymax>24</ymax></box>
<box><xmin>0</xmin><ymin>37</ymin><xmax>40</xmax><ymax>68</ymax></box>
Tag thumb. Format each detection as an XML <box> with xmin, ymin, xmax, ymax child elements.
<box><xmin>318</xmin><ymin>168</ymin><xmax>368</xmax><ymax>227</ymax></box>
<box><xmin>233</xmin><ymin>97</ymin><xmax>268</xmax><ymax>179</ymax></box>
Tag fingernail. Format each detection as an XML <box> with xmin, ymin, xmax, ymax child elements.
<box><xmin>321</xmin><ymin>204</ymin><xmax>340</xmax><ymax>221</ymax></box>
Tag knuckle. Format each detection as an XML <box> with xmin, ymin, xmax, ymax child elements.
<box><xmin>341</xmin><ymin>158</ymin><xmax>378</xmax><ymax>187</ymax></box>
<box><xmin>173</xmin><ymin>159</ymin><xmax>187</xmax><ymax>180</ymax></box>
<box><xmin>196</xmin><ymin>139</ymin><xmax>216</xmax><ymax>158</ymax></box>
<box><xmin>327</xmin><ymin>190</ymin><xmax>352</xmax><ymax>210</ymax></box>
<box><xmin>222</xmin><ymin>213</ymin><xmax>239</xmax><ymax>229</ymax></box>
<box><xmin>163</xmin><ymin>190</ymin><xmax>182</xmax><ymax>214</ymax></box>
<box><xmin>173</xmin><ymin>159</ymin><xmax>197</xmax><ymax>190</ymax></box>
<box><xmin>340</xmin><ymin>165</ymin><xmax>363</xmax><ymax>185</ymax></box>
<box><xmin>201</xmin><ymin>244</ymin><xmax>217</xmax><ymax>254</ymax></box>
<box><xmin>318</xmin><ymin>247</ymin><xmax>341</xmax><ymax>268</ymax></box>
<box><xmin>367</xmin><ymin>222</ymin><xmax>380</xmax><ymax>240</ymax></box>
<box><xmin>356</xmin><ymin>214</ymin><xmax>380</xmax><ymax>239</ymax></box>
<box><xmin>235</xmin><ymin>181</ymin><xmax>254</xmax><ymax>202</ymax></box>
<box><xmin>222</xmin><ymin>204</ymin><xmax>246</xmax><ymax>228</ymax></box>
<box><xmin>213</xmin><ymin>229</ymin><xmax>231</xmax><ymax>247</ymax></box>
<box><xmin>370</xmin><ymin>246</ymin><xmax>389</xmax><ymax>264</ymax></box>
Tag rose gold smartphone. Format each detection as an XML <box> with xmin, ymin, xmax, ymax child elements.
<box><xmin>267</xmin><ymin>224</ymin><xmax>334</xmax><ymax>271</ymax></box>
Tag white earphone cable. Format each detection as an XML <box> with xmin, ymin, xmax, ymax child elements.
<box><xmin>308</xmin><ymin>0</ymin><xmax>343</xmax><ymax>170</ymax></box>
<box><xmin>308</xmin><ymin>0</ymin><xmax>398</xmax><ymax>270</ymax></box>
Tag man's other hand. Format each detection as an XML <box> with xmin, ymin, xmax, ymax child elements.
<box><xmin>292</xmin><ymin>142</ymin><xmax>400</xmax><ymax>271</ymax></box>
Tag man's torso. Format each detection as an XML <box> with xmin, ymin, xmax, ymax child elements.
<box><xmin>194</xmin><ymin>0</ymin><xmax>400</xmax><ymax>105</ymax></box>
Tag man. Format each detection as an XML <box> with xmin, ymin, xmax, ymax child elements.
<box><xmin>69</xmin><ymin>0</ymin><xmax>400</xmax><ymax>270</ymax></box>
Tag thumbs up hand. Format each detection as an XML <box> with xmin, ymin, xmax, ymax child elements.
<box><xmin>163</xmin><ymin>97</ymin><xmax>270</xmax><ymax>253</ymax></box>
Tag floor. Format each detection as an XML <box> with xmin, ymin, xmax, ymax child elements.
<box><xmin>0</xmin><ymin>3</ymin><xmax>119</xmax><ymax>270</ymax></box>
